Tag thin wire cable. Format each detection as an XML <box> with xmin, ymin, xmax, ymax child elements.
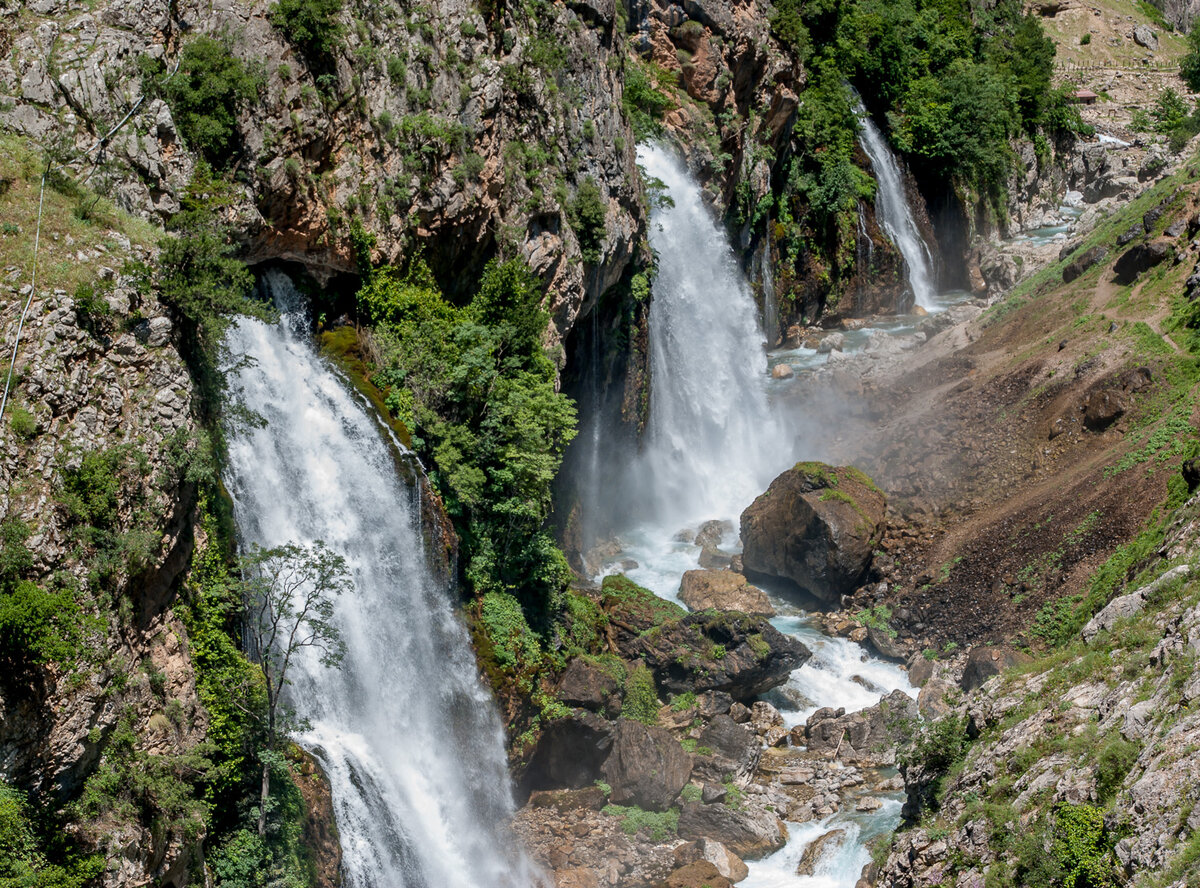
<box><xmin>0</xmin><ymin>165</ymin><xmax>49</xmax><ymax>429</ymax></box>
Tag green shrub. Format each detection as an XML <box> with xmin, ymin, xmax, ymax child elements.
<box><xmin>73</xmin><ymin>281</ymin><xmax>114</xmax><ymax>339</ymax></box>
<box><xmin>622</xmin><ymin>62</ymin><xmax>671</xmax><ymax>139</ymax></box>
<box><xmin>0</xmin><ymin>782</ymin><xmax>103</xmax><ymax>888</ymax></box>
<box><xmin>622</xmin><ymin>661</ymin><xmax>660</xmax><ymax>725</ymax></box>
<box><xmin>1080</xmin><ymin>32</ymin><xmax>1091</xmax><ymax>44</ymax></box>
<box><xmin>601</xmin><ymin>803</ymin><xmax>679</xmax><ymax>841</ymax></box>
<box><xmin>480</xmin><ymin>591</ymin><xmax>542</xmax><ymax>669</ymax></box>
<box><xmin>7</xmin><ymin>406</ymin><xmax>36</xmax><ymax>440</ymax></box>
<box><xmin>1095</xmin><ymin>736</ymin><xmax>1140</xmax><ymax>802</ymax></box>
<box><xmin>269</xmin><ymin>0</ymin><xmax>344</xmax><ymax>61</ymax></box>
<box><xmin>570</xmin><ymin>177</ymin><xmax>607</xmax><ymax>264</ymax></box>
<box><xmin>144</xmin><ymin>37</ymin><xmax>262</xmax><ymax>168</ymax></box>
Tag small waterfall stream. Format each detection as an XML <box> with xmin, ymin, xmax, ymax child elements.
<box><xmin>854</xmin><ymin>101</ymin><xmax>938</xmax><ymax>310</ymax></box>
<box><xmin>596</xmin><ymin>145</ymin><xmax>914</xmax><ymax>887</ymax></box>
<box><xmin>221</xmin><ymin>272</ymin><xmax>541</xmax><ymax>888</ymax></box>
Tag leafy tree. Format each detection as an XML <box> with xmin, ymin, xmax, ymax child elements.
<box><xmin>570</xmin><ymin>178</ymin><xmax>608</xmax><ymax>265</ymax></box>
<box><xmin>1182</xmin><ymin>26</ymin><xmax>1200</xmax><ymax>92</ymax></box>
<box><xmin>360</xmin><ymin>258</ymin><xmax>577</xmax><ymax>624</ymax></box>
<box><xmin>269</xmin><ymin>0</ymin><xmax>344</xmax><ymax>63</ymax></box>
<box><xmin>144</xmin><ymin>37</ymin><xmax>262</xmax><ymax>168</ymax></box>
<box><xmin>238</xmin><ymin>542</ymin><xmax>349</xmax><ymax>836</ymax></box>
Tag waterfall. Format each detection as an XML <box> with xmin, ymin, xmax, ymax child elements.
<box><xmin>221</xmin><ymin>271</ymin><xmax>540</xmax><ymax>888</ymax></box>
<box><xmin>854</xmin><ymin>101</ymin><xmax>937</xmax><ymax>310</ymax></box>
<box><xmin>624</xmin><ymin>143</ymin><xmax>790</xmax><ymax>534</ymax></box>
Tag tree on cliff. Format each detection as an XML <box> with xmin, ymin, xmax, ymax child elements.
<box><xmin>238</xmin><ymin>541</ymin><xmax>350</xmax><ymax>837</ymax></box>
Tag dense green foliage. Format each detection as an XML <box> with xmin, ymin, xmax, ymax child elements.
<box><xmin>1133</xmin><ymin>88</ymin><xmax>1200</xmax><ymax>152</ymax></box>
<box><xmin>158</xmin><ymin>165</ymin><xmax>267</xmax><ymax>412</ymax></box>
<box><xmin>359</xmin><ymin>258</ymin><xmax>577</xmax><ymax>622</ymax></box>
<box><xmin>622</xmin><ymin>61</ymin><xmax>671</xmax><ymax>139</ymax></box>
<box><xmin>0</xmin><ymin>782</ymin><xmax>103</xmax><ymax>888</ymax></box>
<box><xmin>768</xmin><ymin>0</ymin><xmax>1080</xmax><ymax>305</ymax></box>
<box><xmin>142</xmin><ymin>37</ymin><xmax>262</xmax><ymax>168</ymax></box>
<box><xmin>1182</xmin><ymin>26</ymin><xmax>1200</xmax><ymax>92</ymax></box>
<box><xmin>269</xmin><ymin>0</ymin><xmax>344</xmax><ymax>62</ymax></box>
<box><xmin>621</xmin><ymin>661</ymin><xmax>660</xmax><ymax>725</ymax></box>
<box><xmin>570</xmin><ymin>178</ymin><xmax>608</xmax><ymax>265</ymax></box>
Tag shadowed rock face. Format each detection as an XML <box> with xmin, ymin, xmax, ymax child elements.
<box><xmin>602</xmin><ymin>719</ymin><xmax>693</xmax><ymax>811</ymax></box>
<box><xmin>740</xmin><ymin>463</ymin><xmax>887</xmax><ymax>605</ymax></box>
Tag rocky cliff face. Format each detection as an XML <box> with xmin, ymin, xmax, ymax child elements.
<box><xmin>0</xmin><ymin>0</ymin><xmax>648</xmax><ymax>349</ymax></box>
<box><xmin>875</xmin><ymin>489</ymin><xmax>1200</xmax><ymax>888</ymax></box>
<box><xmin>0</xmin><ymin>183</ymin><xmax>206</xmax><ymax>884</ymax></box>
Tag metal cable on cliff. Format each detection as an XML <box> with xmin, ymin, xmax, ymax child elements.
<box><xmin>0</xmin><ymin>163</ymin><xmax>49</xmax><ymax>430</ymax></box>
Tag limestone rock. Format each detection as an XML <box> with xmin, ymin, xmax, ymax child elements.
<box><xmin>556</xmin><ymin>657</ymin><xmax>622</xmax><ymax>714</ymax></box>
<box><xmin>655</xmin><ymin>860</ymin><xmax>733</xmax><ymax>888</ymax></box>
<box><xmin>960</xmin><ymin>646</ymin><xmax>1032</xmax><ymax>693</ymax></box>
<box><xmin>796</xmin><ymin>828</ymin><xmax>847</xmax><ymax>875</ymax></box>
<box><xmin>679</xmin><ymin>570</ymin><xmax>775</xmax><ymax>615</ymax></box>
<box><xmin>802</xmin><ymin>689</ymin><xmax>918</xmax><ymax>766</ymax></box>
<box><xmin>740</xmin><ymin>463</ymin><xmax>887</xmax><ymax>604</ymax></box>
<box><xmin>1062</xmin><ymin>246</ymin><xmax>1106</xmax><ymax>283</ymax></box>
<box><xmin>677</xmin><ymin>801</ymin><xmax>788</xmax><ymax>859</ymax></box>
<box><xmin>630</xmin><ymin>612</ymin><xmax>811</xmax><ymax>700</ymax></box>
<box><xmin>602</xmin><ymin>719</ymin><xmax>692</xmax><ymax>811</ymax></box>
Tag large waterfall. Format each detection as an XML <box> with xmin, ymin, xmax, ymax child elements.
<box><xmin>855</xmin><ymin>103</ymin><xmax>937</xmax><ymax>310</ymax></box>
<box><xmin>221</xmin><ymin>272</ymin><xmax>540</xmax><ymax>888</ymax></box>
<box><xmin>626</xmin><ymin>143</ymin><xmax>791</xmax><ymax>534</ymax></box>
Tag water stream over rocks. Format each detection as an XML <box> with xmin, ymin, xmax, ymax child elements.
<box><xmin>592</xmin><ymin>145</ymin><xmax>917</xmax><ymax>886</ymax></box>
<box><xmin>221</xmin><ymin>272</ymin><xmax>543</xmax><ymax>888</ymax></box>
<box><xmin>855</xmin><ymin>101</ymin><xmax>938</xmax><ymax>311</ymax></box>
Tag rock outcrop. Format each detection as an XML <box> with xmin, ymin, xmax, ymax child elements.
<box><xmin>678</xmin><ymin>570</ymin><xmax>774</xmax><ymax>615</ymax></box>
<box><xmin>602</xmin><ymin>719</ymin><xmax>693</xmax><ymax>811</ymax></box>
<box><xmin>740</xmin><ymin>463</ymin><xmax>887</xmax><ymax>605</ymax></box>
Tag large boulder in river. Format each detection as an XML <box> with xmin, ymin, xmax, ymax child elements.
<box><xmin>679</xmin><ymin>570</ymin><xmax>775</xmax><ymax>615</ymax></box>
<box><xmin>629</xmin><ymin>612</ymin><xmax>810</xmax><ymax>701</ymax></box>
<box><xmin>602</xmin><ymin>719</ymin><xmax>693</xmax><ymax>811</ymax></box>
<box><xmin>739</xmin><ymin>462</ymin><xmax>887</xmax><ymax>604</ymax></box>
<box><xmin>677</xmin><ymin>801</ymin><xmax>788</xmax><ymax>859</ymax></box>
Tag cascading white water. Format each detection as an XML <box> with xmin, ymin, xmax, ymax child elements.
<box><xmin>627</xmin><ymin>143</ymin><xmax>791</xmax><ymax>533</ymax></box>
<box><xmin>855</xmin><ymin>102</ymin><xmax>938</xmax><ymax>310</ymax></box>
<box><xmin>596</xmin><ymin>148</ymin><xmax>914</xmax><ymax>888</ymax></box>
<box><xmin>221</xmin><ymin>271</ymin><xmax>541</xmax><ymax>888</ymax></box>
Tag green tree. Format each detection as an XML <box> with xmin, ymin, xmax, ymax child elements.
<box><xmin>1182</xmin><ymin>26</ymin><xmax>1200</xmax><ymax>92</ymax></box>
<box><xmin>269</xmin><ymin>0</ymin><xmax>344</xmax><ymax>62</ymax></box>
<box><xmin>149</xmin><ymin>36</ymin><xmax>262</xmax><ymax>167</ymax></box>
<box><xmin>238</xmin><ymin>541</ymin><xmax>349</xmax><ymax>836</ymax></box>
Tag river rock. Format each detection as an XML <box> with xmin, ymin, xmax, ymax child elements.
<box><xmin>796</xmin><ymin>828</ymin><xmax>847</xmax><ymax>875</ymax></box>
<box><xmin>771</xmin><ymin>363</ymin><xmax>795</xmax><ymax>379</ymax></box>
<box><xmin>816</xmin><ymin>333</ymin><xmax>845</xmax><ymax>354</ymax></box>
<box><xmin>960</xmin><ymin>646</ymin><xmax>1032</xmax><ymax>693</ymax></box>
<box><xmin>677</xmin><ymin>801</ymin><xmax>788</xmax><ymax>859</ymax></box>
<box><xmin>695</xmin><ymin>519</ymin><xmax>733</xmax><ymax>550</ymax></box>
<box><xmin>655</xmin><ymin>860</ymin><xmax>733</xmax><ymax>888</ymax></box>
<box><xmin>691</xmin><ymin>715</ymin><xmax>761</xmax><ymax>785</ymax></box>
<box><xmin>630</xmin><ymin>612</ymin><xmax>811</xmax><ymax>700</ymax></box>
<box><xmin>740</xmin><ymin>463</ymin><xmax>887</xmax><ymax>604</ymax></box>
<box><xmin>801</xmin><ymin>689</ymin><xmax>918</xmax><ymax>765</ymax></box>
<box><xmin>679</xmin><ymin>570</ymin><xmax>775</xmax><ymax>615</ymax></box>
<box><xmin>602</xmin><ymin>719</ymin><xmax>693</xmax><ymax>811</ymax></box>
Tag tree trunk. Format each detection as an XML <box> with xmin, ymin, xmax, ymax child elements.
<box><xmin>258</xmin><ymin>757</ymin><xmax>270</xmax><ymax>837</ymax></box>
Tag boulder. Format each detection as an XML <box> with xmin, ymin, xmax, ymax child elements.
<box><xmin>696</xmin><ymin>519</ymin><xmax>733</xmax><ymax>550</ymax></box>
<box><xmin>1062</xmin><ymin>246</ymin><xmax>1107</xmax><ymax>283</ymax></box>
<box><xmin>655</xmin><ymin>860</ymin><xmax>733</xmax><ymax>888</ymax></box>
<box><xmin>960</xmin><ymin>646</ymin><xmax>1032</xmax><ymax>693</ymax></box>
<box><xmin>1113</xmin><ymin>240</ymin><xmax>1173</xmax><ymax>285</ymax></box>
<box><xmin>556</xmin><ymin>657</ymin><xmax>621</xmax><ymax>713</ymax></box>
<box><xmin>677</xmin><ymin>801</ymin><xmax>788</xmax><ymax>859</ymax></box>
<box><xmin>691</xmin><ymin>715</ymin><xmax>761</xmax><ymax>785</ymax></box>
<box><xmin>697</xmin><ymin>838</ymin><xmax>749</xmax><ymax>882</ymax></box>
<box><xmin>679</xmin><ymin>570</ymin><xmax>775</xmax><ymax>615</ymax></box>
<box><xmin>771</xmin><ymin>363</ymin><xmax>794</xmax><ymax>379</ymax></box>
<box><xmin>796</xmin><ymin>828</ymin><xmax>847</xmax><ymax>875</ymax></box>
<box><xmin>740</xmin><ymin>463</ymin><xmax>887</xmax><ymax>604</ymax></box>
<box><xmin>630</xmin><ymin>612</ymin><xmax>811</xmax><ymax>700</ymax></box>
<box><xmin>521</xmin><ymin>712</ymin><xmax>613</xmax><ymax>795</ymax></box>
<box><xmin>917</xmin><ymin>679</ymin><xmax>959</xmax><ymax>719</ymax></box>
<box><xmin>1082</xmin><ymin>389</ymin><xmax>1128</xmax><ymax>431</ymax></box>
<box><xmin>816</xmin><ymin>333</ymin><xmax>845</xmax><ymax>354</ymax></box>
<box><xmin>602</xmin><ymin>719</ymin><xmax>692</xmax><ymax>811</ymax></box>
<box><xmin>1133</xmin><ymin>24</ymin><xmax>1158</xmax><ymax>49</ymax></box>
<box><xmin>802</xmin><ymin>689</ymin><xmax>918</xmax><ymax>765</ymax></box>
